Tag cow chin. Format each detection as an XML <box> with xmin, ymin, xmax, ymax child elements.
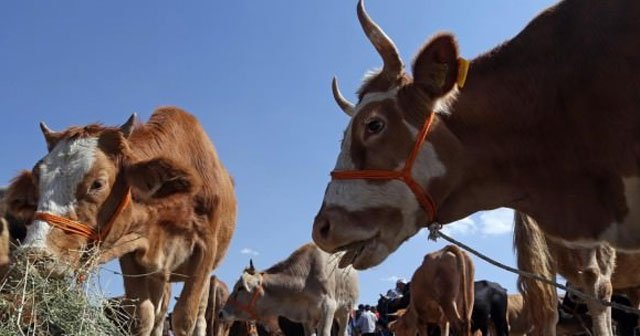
<box><xmin>338</xmin><ymin>238</ymin><xmax>391</xmax><ymax>270</ymax></box>
<box><xmin>315</xmin><ymin>204</ymin><xmax>421</xmax><ymax>270</ymax></box>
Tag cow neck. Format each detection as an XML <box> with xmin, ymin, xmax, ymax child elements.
<box><xmin>432</xmin><ymin>45</ymin><xmax>546</xmax><ymax>223</ymax></box>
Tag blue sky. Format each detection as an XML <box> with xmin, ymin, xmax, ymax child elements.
<box><xmin>0</xmin><ymin>0</ymin><xmax>557</xmax><ymax>310</ymax></box>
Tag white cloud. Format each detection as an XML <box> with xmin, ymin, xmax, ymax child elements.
<box><xmin>441</xmin><ymin>216</ymin><xmax>477</xmax><ymax>236</ymax></box>
<box><xmin>479</xmin><ymin>208</ymin><xmax>514</xmax><ymax>235</ymax></box>
<box><xmin>240</xmin><ymin>248</ymin><xmax>259</xmax><ymax>256</ymax></box>
<box><xmin>438</xmin><ymin>208</ymin><xmax>514</xmax><ymax>237</ymax></box>
<box><xmin>380</xmin><ymin>275</ymin><xmax>406</xmax><ymax>282</ymax></box>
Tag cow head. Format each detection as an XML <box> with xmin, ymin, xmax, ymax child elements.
<box><xmin>5</xmin><ymin>114</ymin><xmax>201</xmax><ymax>274</ymax></box>
<box><xmin>220</xmin><ymin>260</ymin><xmax>265</xmax><ymax>322</ymax></box>
<box><xmin>312</xmin><ymin>0</ymin><xmax>466</xmax><ymax>269</ymax></box>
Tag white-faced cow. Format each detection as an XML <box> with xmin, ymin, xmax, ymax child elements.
<box><xmin>220</xmin><ymin>243</ymin><xmax>359</xmax><ymax>336</ymax></box>
<box><xmin>312</xmin><ymin>0</ymin><xmax>640</xmax><ymax>269</ymax></box>
<box><xmin>5</xmin><ymin>107</ymin><xmax>237</xmax><ymax>336</ymax></box>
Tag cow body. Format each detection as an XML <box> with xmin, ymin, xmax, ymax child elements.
<box><xmin>313</xmin><ymin>0</ymin><xmax>640</xmax><ymax>270</ymax></box>
<box><xmin>221</xmin><ymin>243</ymin><xmax>358</xmax><ymax>336</ymax></box>
<box><xmin>5</xmin><ymin>108</ymin><xmax>237</xmax><ymax>336</ymax></box>
<box><xmin>390</xmin><ymin>245</ymin><xmax>474</xmax><ymax>336</ymax></box>
<box><xmin>471</xmin><ymin>280</ymin><xmax>508</xmax><ymax>336</ymax></box>
<box><xmin>207</xmin><ymin>276</ymin><xmax>232</xmax><ymax>336</ymax></box>
<box><xmin>507</xmin><ymin>294</ymin><xmax>534</xmax><ymax>336</ymax></box>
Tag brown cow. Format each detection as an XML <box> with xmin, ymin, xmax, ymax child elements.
<box><xmin>5</xmin><ymin>107</ymin><xmax>237</xmax><ymax>336</ymax></box>
<box><xmin>207</xmin><ymin>275</ymin><xmax>232</xmax><ymax>336</ymax></box>
<box><xmin>507</xmin><ymin>294</ymin><xmax>534</xmax><ymax>336</ymax></box>
<box><xmin>389</xmin><ymin>245</ymin><xmax>474</xmax><ymax>336</ymax></box>
<box><xmin>312</xmin><ymin>0</ymin><xmax>640</xmax><ymax>269</ymax></box>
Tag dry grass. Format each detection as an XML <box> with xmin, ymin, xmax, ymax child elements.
<box><xmin>0</xmin><ymin>247</ymin><xmax>133</xmax><ymax>336</ymax></box>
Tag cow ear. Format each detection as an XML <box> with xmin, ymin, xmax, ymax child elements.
<box><xmin>241</xmin><ymin>272</ymin><xmax>253</xmax><ymax>292</ymax></box>
<box><xmin>39</xmin><ymin>122</ymin><xmax>63</xmax><ymax>152</ymax></box>
<box><xmin>410</xmin><ymin>34</ymin><xmax>460</xmax><ymax>98</ymax></box>
<box><xmin>125</xmin><ymin>158</ymin><xmax>201</xmax><ymax>201</ymax></box>
<box><xmin>6</xmin><ymin>171</ymin><xmax>38</xmax><ymax>222</ymax></box>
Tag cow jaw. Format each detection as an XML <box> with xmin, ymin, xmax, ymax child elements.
<box><xmin>25</xmin><ymin>137</ymin><xmax>99</xmax><ymax>265</ymax></box>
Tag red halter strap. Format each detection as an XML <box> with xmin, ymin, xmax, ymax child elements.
<box><xmin>33</xmin><ymin>188</ymin><xmax>132</xmax><ymax>242</ymax></box>
<box><xmin>226</xmin><ymin>285</ymin><xmax>263</xmax><ymax>321</ymax></box>
<box><xmin>331</xmin><ymin>112</ymin><xmax>437</xmax><ymax>221</ymax></box>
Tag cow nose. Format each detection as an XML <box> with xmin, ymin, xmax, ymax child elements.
<box><xmin>218</xmin><ymin>311</ymin><xmax>224</xmax><ymax>320</ymax></box>
<box><xmin>313</xmin><ymin>211</ymin><xmax>339</xmax><ymax>252</ymax></box>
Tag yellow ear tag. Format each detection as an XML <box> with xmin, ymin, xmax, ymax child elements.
<box><xmin>457</xmin><ymin>58</ymin><xmax>470</xmax><ymax>89</ymax></box>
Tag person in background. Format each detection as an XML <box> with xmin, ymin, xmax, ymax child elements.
<box><xmin>385</xmin><ymin>279</ymin><xmax>406</xmax><ymax>299</ymax></box>
<box><xmin>356</xmin><ymin>305</ymin><xmax>378</xmax><ymax>336</ymax></box>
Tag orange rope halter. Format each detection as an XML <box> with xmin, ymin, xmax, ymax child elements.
<box><xmin>331</xmin><ymin>112</ymin><xmax>437</xmax><ymax>221</ymax></box>
<box><xmin>226</xmin><ymin>286</ymin><xmax>263</xmax><ymax>321</ymax></box>
<box><xmin>33</xmin><ymin>188</ymin><xmax>132</xmax><ymax>242</ymax></box>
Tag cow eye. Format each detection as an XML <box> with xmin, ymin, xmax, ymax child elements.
<box><xmin>90</xmin><ymin>179</ymin><xmax>106</xmax><ymax>191</ymax></box>
<box><xmin>365</xmin><ymin>118</ymin><xmax>385</xmax><ymax>134</ymax></box>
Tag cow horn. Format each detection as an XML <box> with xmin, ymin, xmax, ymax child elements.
<box><xmin>249</xmin><ymin>259</ymin><xmax>255</xmax><ymax>271</ymax></box>
<box><xmin>119</xmin><ymin>113</ymin><xmax>137</xmax><ymax>138</ymax></box>
<box><xmin>332</xmin><ymin>77</ymin><xmax>355</xmax><ymax>117</ymax></box>
<box><xmin>357</xmin><ymin>0</ymin><xmax>403</xmax><ymax>80</ymax></box>
<box><xmin>39</xmin><ymin>122</ymin><xmax>60</xmax><ymax>151</ymax></box>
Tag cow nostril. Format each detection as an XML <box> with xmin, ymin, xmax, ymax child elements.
<box><xmin>218</xmin><ymin>311</ymin><xmax>224</xmax><ymax>319</ymax></box>
<box><xmin>317</xmin><ymin>217</ymin><xmax>331</xmax><ymax>240</ymax></box>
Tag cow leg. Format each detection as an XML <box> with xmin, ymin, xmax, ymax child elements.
<box><xmin>173</xmin><ymin>246</ymin><xmax>216</xmax><ymax>336</ymax></box>
<box><xmin>441</xmin><ymin>302</ymin><xmax>467</xmax><ymax>336</ymax></box>
<box><xmin>318</xmin><ymin>299</ymin><xmax>337</xmax><ymax>336</ymax></box>
<box><xmin>491</xmin><ymin>296</ymin><xmax>509</xmax><ymax>336</ymax></box>
<box><xmin>580</xmin><ymin>249</ymin><xmax>614</xmax><ymax>336</ymax></box>
<box><xmin>152</xmin><ymin>282</ymin><xmax>172</xmax><ymax>336</ymax></box>
<box><xmin>334</xmin><ymin>306</ymin><xmax>349</xmax><ymax>336</ymax></box>
<box><xmin>120</xmin><ymin>255</ymin><xmax>167</xmax><ymax>336</ymax></box>
<box><xmin>303</xmin><ymin>323</ymin><xmax>316</xmax><ymax>336</ymax></box>
<box><xmin>192</xmin><ymin>280</ymin><xmax>210</xmax><ymax>336</ymax></box>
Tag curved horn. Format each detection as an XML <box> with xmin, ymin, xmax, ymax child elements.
<box><xmin>332</xmin><ymin>77</ymin><xmax>355</xmax><ymax>117</ymax></box>
<box><xmin>357</xmin><ymin>0</ymin><xmax>403</xmax><ymax>80</ymax></box>
<box><xmin>119</xmin><ymin>113</ymin><xmax>137</xmax><ymax>138</ymax></box>
<box><xmin>39</xmin><ymin>121</ymin><xmax>60</xmax><ymax>151</ymax></box>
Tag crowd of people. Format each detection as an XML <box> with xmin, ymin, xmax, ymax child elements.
<box><xmin>347</xmin><ymin>280</ymin><xmax>407</xmax><ymax>336</ymax></box>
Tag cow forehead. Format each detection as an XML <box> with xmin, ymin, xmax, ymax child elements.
<box><xmin>336</xmin><ymin>87</ymin><xmax>401</xmax><ymax>169</ymax></box>
<box><xmin>38</xmin><ymin>137</ymin><xmax>99</xmax><ymax>210</ymax></box>
<box><xmin>354</xmin><ymin>87</ymin><xmax>399</xmax><ymax>115</ymax></box>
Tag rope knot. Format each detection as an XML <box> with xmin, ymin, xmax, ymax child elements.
<box><xmin>428</xmin><ymin>222</ymin><xmax>442</xmax><ymax>241</ymax></box>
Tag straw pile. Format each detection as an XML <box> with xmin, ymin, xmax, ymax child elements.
<box><xmin>0</xmin><ymin>248</ymin><xmax>133</xmax><ymax>336</ymax></box>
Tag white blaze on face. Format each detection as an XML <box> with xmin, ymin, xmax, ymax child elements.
<box><xmin>25</xmin><ymin>137</ymin><xmax>99</xmax><ymax>248</ymax></box>
<box><xmin>324</xmin><ymin>88</ymin><xmax>447</xmax><ymax>220</ymax></box>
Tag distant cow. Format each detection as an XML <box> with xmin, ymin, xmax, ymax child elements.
<box><xmin>471</xmin><ymin>280</ymin><xmax>508</xmax><ymax>336</ymax></box>
<box><xmin>207</xmin><ymin>275</ymin><xmax>232</xmax><ymax>336</ymax></box>
<box><xmin>5</xmin><ymin>108</ymin><xmax>237</xmax><ymax>336</ymax></box>
<box><xmin>506</xmin><ymin>294</ymin><xmax>533</xmax><ymax>336</ymax></box>
<box><xmin>390</xmin><ymin>245</ymin><xmax>474</xmax><ymax>336</ymax></box>
<box><xmin>220</xmin><ymin>243</ymin><xmax>359</xmax><ymax>336</ymax></box>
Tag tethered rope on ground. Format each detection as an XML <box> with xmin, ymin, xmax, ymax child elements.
<box><xmin>427</xmin><ymin>223</ymin><xmax>640</xmax><ymax>316</ymax></box>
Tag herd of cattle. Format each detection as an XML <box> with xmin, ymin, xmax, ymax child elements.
<box><xmin>2</xmin><ymin>0</ymin><xmax>640</xmax><ymax>335</ymax></box>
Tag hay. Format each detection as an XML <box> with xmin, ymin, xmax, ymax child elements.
<box><xmin>0</xmin><ymin>247</ymin><xmax>133</xmax><ymax>336</ymax></box>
